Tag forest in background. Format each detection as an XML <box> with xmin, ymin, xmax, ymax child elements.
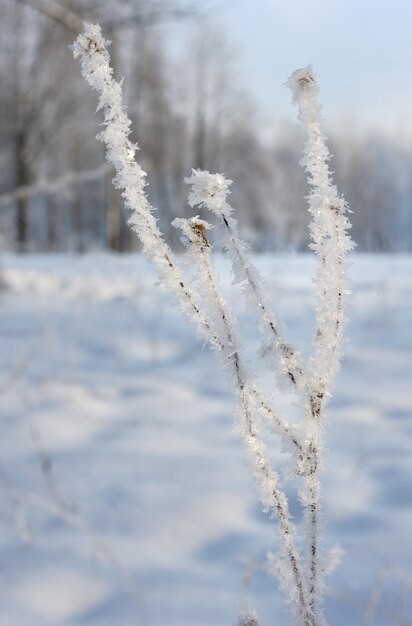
<box><xmin>1</xmin><ymin>0</ymin><xmax>412</xmax><ymax>253</ymax></box>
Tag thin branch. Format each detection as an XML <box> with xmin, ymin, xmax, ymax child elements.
<box><xmin>72</xmin><ymin>44</ymin><xmax>312</xmax><ymax>613</ymax></box>
<box><xmin>12</xmin><ymin>0</ymin><xmax>203</xmax><ymax>33</ymax></box>
<box><xmin>0</xmin><ymin>460</ymin><xmax>33</xmax><ymax>546</ymax></box>
<box><xmin>172</xmin><ymin>216</ymin><xmax>313</xmax><ymax>625</ymax></box>
<box><xmin>328</xmin><ymin>588</ymin><xmax>412</xmax><ymax>626</ymax></box>
<box><xmin>13</xmin><ymin>0</ymin><xmax>83</xmax><ymax>33</ymax></box>
<box><xmin>73</xmin><ymin>23</ymin><xmax>353</xmax><ymax>626</ymax></box>
<box><xmin>185</xmin><ymin>169</ymin><xmax>309</xmax><ymax>395</ymax></box>
<box><xmin>0</xmin><ymin>163</ymin><xmax>110</xmax><ymax>209</ymax></box>
<box><xmin>30</xmin><ymin>423</ymin><xmax>76</xmax><ymax>514</ymax></box>
<box><xmin>287</xmin><ymin>66</ymin><xmax>353</xmax><ymax>404</ymax></box>
<box><xmin>100</xmin><ymin>5</ymin><xmax>198</xmax><ymax>31</ymax></box>
<box><xmin>172</xmin><ymin>216</ymin><xmax>303</xmax><ymax>454</ymax></box>
<box><xmin>287</xmin><ymin>66</ymin><xmax>353</xmax><ymax>621</ymax></box>
<box><xmin>72</xmin><ymin>24</ymin><xmax>302</xmax><ymax>456</ymax></box>
<box><xmin>14</xmin><ymin>490</ymin><xmax>145</xmax><ymax>616</ymax></box>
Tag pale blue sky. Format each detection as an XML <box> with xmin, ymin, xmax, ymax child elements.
<box><xmin>218</xmin><ymin>0</ymin><xmax>412</xmax><ymax>133</ymax></box>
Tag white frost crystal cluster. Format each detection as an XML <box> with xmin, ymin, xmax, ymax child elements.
<box><xmin>185</xmin><ymin>169</ymin><xmax>233</xmax><ymax>214</ymax></box>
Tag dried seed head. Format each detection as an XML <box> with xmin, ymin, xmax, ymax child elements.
<box><xmin>286</xmin><ymin>65</ymin><xmax>317</xmax><ymax>103</ymax></box>
<box><xmin>172</xmin><ymin>216</ymin><xmax>212</xmax><ymax>248</ymax></box>
<box><xmin>191</xmin><ymin>221</ymin><xmax>209</xmax><ymax>246</ymax></box>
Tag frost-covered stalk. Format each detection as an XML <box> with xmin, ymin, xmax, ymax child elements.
<box><xmin>72</xmin><ymin>24</ymin><xmax>231</xmax><ymax>358</ymax></box>
<box><xmin>184</xmin><ymin>170</ymin><xmax>308</xmax><ymax>396</ymax></box>
<box><xmin>73</xmin><ymin>27</ymin><xmax>311</xmax><ymax>618</ymax></box>
<box><xmin>173</xmin><ymin>217</ymin><xmax>313</xmax><ymax>625</ymax></box>
<box><xmin>286</xmin><ymin>66</ymin><xmax>353</xmax><ymax>394</ymax></box>
<box><xmin>287</xmin><ymin>66</ymin><xmax>354</xmax><ymax>620</ymax></box>
<box><xmin>72</xmin><ymin>23</ymin><xmax>299</xmax><ymax>457</ymax></box>
<box><xmin>74</xmin><ymin>24</ymin><xmax>353</xmax><ymax>626</ymax></box>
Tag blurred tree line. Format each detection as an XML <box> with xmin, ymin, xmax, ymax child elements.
<box><xmin>1</xmin><ymin>0</ymin><xmax>412</xmax><ymax>253</ymax></box>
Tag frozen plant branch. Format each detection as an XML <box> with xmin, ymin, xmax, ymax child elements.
<box><xmin>71</xmin><ymin>23</ymin><xmax>298</xmax><ymax>457</ymax></box>
<box><xmin>72</xmin><ymin>25</ymin><xmax>225</xmax><ymax>356</ymax></box>
<box><xmin>185</xmin><ymin>169</ymin><xmax>308</xmax><ymax>396</ymax></box>
<box><xmin>287</xmin><ymin>65</ymin><xmax>353</xmax><ymax>404</ymax></box>
<box><xmin>173</xmin><ymin>185</ymin><xmax>305</xmax><ymax>463</ymax></box>
<box><xmin>171</xmin><ymin>215</ymin><xmax>297</xmax><ymax>449</ymax></box>
<box><xmin>173</xmin><ymin>215</ymin><xmax>312</xmax><ymax>623</ymax></box>
<box><xmin>73</xmin><ymin>24</ymin><xmax>313</xmax><ymax>621</ymax></box>
<box><xmin>286</xmin><ymin>66</ymin><xmax>354</xmax><ymax>622</ymax></box>
<box><xmin>73</xmin><ymin>25</ymin><xmax>353</xmax><ymax>626</ymax></box>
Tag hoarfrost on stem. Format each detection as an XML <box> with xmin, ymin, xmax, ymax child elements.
<box><xmin>185</xmin><ymin>169</ymin><xmax>233</xmax><ymax>213</ymax></box>
<box><xmin>74</xmin><ymin>25</ymin><xmax>353</xmax><ymax>626</ymax></box>
<box><xmin>286</xmin><ymin>64</ymin><xmax>353</xmax><ymax>623</ymax></box>
<box><xmin>185</xmin><ymin>168</ymin><xmax>308</xmax><ymax>397</ymax></box>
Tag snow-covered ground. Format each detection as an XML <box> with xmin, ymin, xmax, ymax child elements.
<box><xmin>0</xmin><ymin>253</ymin><xmax>411</xmax><ymax>626</ymax></box>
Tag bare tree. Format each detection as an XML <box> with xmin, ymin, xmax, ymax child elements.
<box><xmin>0</xmin><ymin>0</ymin><xmax>217</xmax><ymax>251</ymax></box>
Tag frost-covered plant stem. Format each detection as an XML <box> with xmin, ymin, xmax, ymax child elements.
<box><xmin>286</xmin><ymin>66</ymin><xmax>353</xmax><ymax>395</ymax></box>
<box><xmin>183</xmin><ymin>174</ymin><xmax>322</xmax><ymax>623</ymax></box>
<box><xmin>73</xmin><ymin>30</ymin><xmax>311</xmax><ymax>620</ymax></box>
<box><xmin>287</xmin><ymin>67</ymin><xmax>354</xmax><ymax>620</ymax></box>
<box><xmin>173</xmin><ymin>217</ymin><xmax>313</xmax><ymax>625</ymax></box>
<box><xmin>184</xmin><ymin>170</ymin><xmax>308</xmax><ymax>396</ymax></box>
<box><xmin>74</xmin><ymin>24</ymin><xmax>352</xmax><ymax>626</ymax></box>
<box><xmin>72</xmin><ymin>26</ymin><xmax>227</xmax><ymax>355</ymax></box>
<box><xmin>72</xmin><ymin>24</ymin><xmax>301</xmax><ymax>456</ymax></box>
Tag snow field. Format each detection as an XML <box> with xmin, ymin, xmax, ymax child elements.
<box><xmin>0</xmin><ymin>253</ymin><xmax>411</xmax><ymax>625</ymax></box>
